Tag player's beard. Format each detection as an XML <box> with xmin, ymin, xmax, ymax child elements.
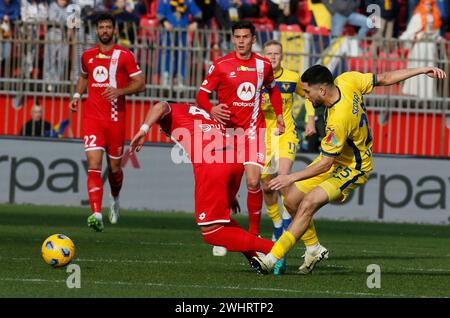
<box><xmin>98</xmin><ymin>32</ymin><xmax>114</xmax><ymax>45</ymax></box>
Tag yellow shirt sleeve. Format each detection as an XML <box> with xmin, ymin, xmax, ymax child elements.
<box><xmin>304</xmin><ymin>99</ymin><xmax>315</xmax><ymax>117</ymax></box>
<box><xmin>342</xmin><ymin>72</ymin><xmax>376</xmax><ymax>95</ymax></box>
<box><xmin>321</xmin><ymin>122</ymin><xmax>347</xmax><ymax>156</ymax></box>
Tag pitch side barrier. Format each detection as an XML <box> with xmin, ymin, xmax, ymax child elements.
<box><xmin>0</xmin><ymin>137</ymin><xmax>448</xmax><ymax>225</ymax></box>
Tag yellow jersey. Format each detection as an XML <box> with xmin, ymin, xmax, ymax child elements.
<box><xmin>261</xmin><ymin>67</ymin><xmax>315</xmax><ymax>133</ymax></box>
<box><xmin>321</xmin><ymin>71</ymin><xmax>375</xmax><ymax>172</ymax></box>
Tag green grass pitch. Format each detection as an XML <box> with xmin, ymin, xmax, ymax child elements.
<box><xmin>0</xmin><ymin>203</ymin><xmax>449</xmax><ymax>298</ymax></box>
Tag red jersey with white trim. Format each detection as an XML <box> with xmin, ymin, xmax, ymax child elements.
<box><xmin>199</xmin><ymin>52</ymin><xmax>276</xmax><ymax>131</ymax></box>
<box><xmin>81</xmin><ymin>44</ymin><xmax>142</xmax><ymax>122</ymax></box>
<box><xmin>158</xmin><ymin>103</ymin><xmax>232</xmax><ymax>165</ymax></box>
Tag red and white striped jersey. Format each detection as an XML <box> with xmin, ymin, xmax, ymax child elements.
<box><xmin>81</xmin><ymin>44</ymin><xmax>142</xmax><ymax>122</ymax></box>
<box><xmin>199</xmin><ymin>51</ymin><xmax>276</xmax><ymax>131</ymax></box>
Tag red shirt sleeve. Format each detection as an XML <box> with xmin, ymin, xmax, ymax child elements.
<box><xmin>124</xmin><ymin>51</ymin><xmax>142</xmax><ymax>77</ymax></box>
<box><xmin>264</xmin><ymin>62</ymin><xmax>282</xmax><ymax>116</ymax></box>
<box><xmin>81</xmin><ymin>52</ymin><xmax>88</xmax><ymax>75</ymax></box>
<box><xmin>199</xmin><ymin>62</ymin><xmax>220</xmax><ymax>93</ymax></box>
<box><xmin>196</xmin><ymin>88</ymin><xmax>214</xmax><ymax>113</ymax></box>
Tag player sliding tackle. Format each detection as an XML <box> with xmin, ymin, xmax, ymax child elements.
<box><xmin>250</xmin><ymin>65</ymin><xmax>447</xmax><ymax>275</ymax></box>
<box><xmin>130</xmin><ymin>102</ymin><xmax>276</xmax><ymax>268</ymax></box>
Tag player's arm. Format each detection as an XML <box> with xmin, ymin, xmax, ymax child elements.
<box><xmin>295</xmin><ymin>76</ymin><xmax>316</xmax><ymax>136</ymax></box>
<box><xmin>266</xmin><ymin>81</ymin><xmax>285</xmax><ymax>134</ymax></box>
<box><xmin>376</xmin><ymin>67</ymin><xmax>447</xmax><ymax>86</ymax></box>
<box><xmin>196</xmin><ymin>63</ymin><xmax>231</xmax><ymax>125</ymax></box>
<box><xmin>268</xmin><ymin>155</ymin><xmax>335</xmax><ymax>191</ymax></box>
<box><xmin>69</xmin><ymin>73</ymin><xmax>88</xmax><ymax>112</ymax></box>
<box><xmin>130</xmin><ymin>101</ymin><xmax>170</xmax><ymax>153</ymax></box>
<box><xmin>102</xmin><ymin>73</ymin><xmax>145</xmax><ymax>101</ymax></box>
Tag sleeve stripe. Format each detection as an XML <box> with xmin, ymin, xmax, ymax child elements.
<box><xmin>372</xmin><ymin>73</ymin><xmax>377</xmax><ymax>87</ymax></box>
<box><xmin>81</xmin><ymin>70</ymin><xmax>88</xmax><ymax>74</ymax></box>
<box><xmin>129</xmin><ymin>70</ymin><xmax>142</xmax><ymax>77</ymax></box>
<box><xmin>322</xmin><ymin>150</ymin><xmax>340</xmax><ymax>157</ymax></box>
<box><xmin>200</xmin><ymin>87</ymin><xmax>212</xmax><ymax>93</ymax></box>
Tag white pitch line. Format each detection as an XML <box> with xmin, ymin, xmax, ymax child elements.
<box><xmin>0</xmin><ymin>277</ymin><xmax>425</xmax><ymax>298</ymax></box>
<box><xmin>4</xmin><ymin>257</ymin><xmax>450</xmax><ymax>274</ymax></box>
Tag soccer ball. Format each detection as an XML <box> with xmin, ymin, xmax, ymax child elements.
<box><xmin>41</xmin><ymin>234</ymin><xmax>75</xmax><ymax>268</ymax></box>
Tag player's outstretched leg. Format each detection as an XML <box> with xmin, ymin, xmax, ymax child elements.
<box><xmin>201</xmin><ymin>218</ymin><xmax>274</xmax><ymax>268</ymax></box>
<box><xmin>87</xmin><ymin>169</ymin><xmax>104</xmax><ymax>232</ymax></box>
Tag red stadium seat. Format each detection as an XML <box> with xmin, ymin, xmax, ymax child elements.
<box><xmin>278</xmin><ymin>24</ymin><xmax>301</xmax><ymax>32</ymax></box>
<box><xmin>305</xmin><ymin>25</ymin><xmax>329</xmax><ymax>36</ymax></box>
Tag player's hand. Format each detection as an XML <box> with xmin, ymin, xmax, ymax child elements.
<box><xmin>130</xmin><ymin>130</ymin><xmax>146</xmax><ymax>153</ymax></box>
<box><xmin>268</xmin><ymin>174</ymin><xmax>295</xmax><ymax>191</ymax></box>
<box><xmin>211</xmin><ymin>104</ymin><xmax>231</xmax><ymax>125</ymax></box>
<box><xmin>68</xmin><ymin>98</ymin><xmax>79</xmax><ymax>112</ymax></box>
<box><xmin>275</xmin><ymin>114</ymin><xmax>285</xmax><ymax>135</ymax></box>
<box><xmin>304</xmin><ymin>118</ymin><xmax>316</xmax><ymax>137</ymax></box>
<box><xmin>230</xmin><ymin>197</ymin><xmax>241</xmax><ymax>214</ymax></box>
<box><xmin>102</xmin><ymin>87</ymin><xmax>123</xmax><ymax>101</ymax></box>
<box><xmin>423</xmin><ymin>67</ymin><xmax>447</xmax><ymax>79</ymax></box>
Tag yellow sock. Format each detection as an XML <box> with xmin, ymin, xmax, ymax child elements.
<box><xmin>271</xmin><ymin>231</ymin><xmax>296</xmax><ymax>259</ymax></box>
<box><xmin>300</xmin><ymin>220</ymin><xmax>319</xmax><ymax>247</ymax></box>
<box><xmin>266</xmin><ymin>202</ymin><xmax>281</xmax><ymax>224</ymax></box>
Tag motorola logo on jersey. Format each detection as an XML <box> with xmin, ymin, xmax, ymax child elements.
<box><xmin>237</xmin><ymin>82</ymin><xmax>255</xmax><ymax>101</ymax></box>
<box><xmin>93</xmin><ymin>66</ymin><xmax>108</xmax><ymax>83</ymax></box>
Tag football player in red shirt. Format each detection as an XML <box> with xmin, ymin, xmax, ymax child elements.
<box><xmin>196</xmin><ymin>20</ymin><xmax>285</xmax><ymax>244</ymax></box>
<box><xmin>130</xmin><ymin>101</ymin><xmax>275</xmax><ymax>266</ymax></box>
<box><xmin>69</xmin><ymin>12</ymin><xmax>145</xmax><ymax>232</ymax></box>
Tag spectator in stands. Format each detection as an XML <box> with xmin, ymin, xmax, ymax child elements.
<box><xmin>267</xmin><ymin>0</ymin><xmax>300</xmax><ymax>29</ymax></box>
<box><xmin>400</xmin><ymin>0</ymin><xmax>443</xmax><ymax>98</ymax></box>
<box><xmin>44</xmin><ymin>0</ymin><xmax>71</xmax><ymax>93</ymax></box>
<box><xmin>194</xmin><ymin>0</ymin><xmax>216</xmax><ymax>28</ymax></box>
<box><xmin>111</xmin><ymin>0</ymin><xmax>140</xmax><ymax>47</ymax></box>
<box><xmin>20</xmin><ymin>104</ymin><xmax>52</xmax><ymax>137</ymax></box>
<box><xmin>322</xmin><ymin>0</ymin><xmax>370</xmax><ymax>40</ymax></box>
<box><xmin>20</xmin><ymin>0</ymin><xmax>48</xmax><ymax>80</ymax></box>
<box><xmin>0</xmin><ymin>0</ymin><xmax>20</xmax><ymax>65</ymax></box>
<box><xmin>232</xmin><ymin>0</ymin><xmax>263</xmax><ymax>19</ymax></box>
<box><xmin>157</xmin><ymin>0</ymin><xmax>201</xmax><ymax>87</ymax></box>
<box><xmin>367</xmin><ymin>0</ymin><xmax>398</xmax><ymax>53</ymax></box>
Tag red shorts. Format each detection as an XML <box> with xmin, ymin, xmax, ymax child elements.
<box><xmin>193</xmin><ymin>161</ymin><xmax>244</xmax><ymax>226</ymax></box>
<box><xmin>234</xmin><ymin>126</ymin><xmax>266</xmax><ymax>168</ymax></box>
<box><xmin>82</xmin><ymin>117</ymin><xmax>125</xmax><ymax>159</ymax></box>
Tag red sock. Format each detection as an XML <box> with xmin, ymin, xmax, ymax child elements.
<box><xmin>108</xmin><ymin>168</ymin><xmax>123</xmax><ymax>198</ymax></box>
<box><xmin>202</xmin><ymin>217</ymin><xmax>273</xmax><ymax>254</ymax></box>
<box><xmin>247</xmin><ymin>188</ymin><xmax>263</xmax><ymax>236</ymax></box>
<box><xmin>87</xmin><ymin>169</ymin><xmax>103</xmax><ymax>213</ymax></box>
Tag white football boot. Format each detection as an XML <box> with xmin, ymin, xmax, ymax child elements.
<box><xmin>298</xmin><ymin>244</ymin><xmax>329</xmax><ymax>274</ymax></box>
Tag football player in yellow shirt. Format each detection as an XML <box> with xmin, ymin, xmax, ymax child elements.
<box><xmin>261</xmin><ymin>40</ymin><xmax>327</xmax><ymax>275</ymax></box>
<box><xmin>251</xmin><ymin>64</ymin><xmax>447</xmax><ymax>274</ymax></box>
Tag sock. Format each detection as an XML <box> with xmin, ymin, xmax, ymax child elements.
<box><xmin>306</xmin><ymin>242</ymin><xmax>321</xmax><ymax>254</ymax></box>
<box><xmin>108</xmin><ymin>168</ymin><xmax>123</xmax><ymax>198</ymax></box>
<box><xmin>300</xmin><ymin>220</ymin><xmax>319</xmax><ymax>247</ymax></box>
<box><xmin>281</xmin><ymin>195</ymin><xmax>292</xmax><ymax>231</ymax></box>
<box><xmin>266</xmin><ymin>202</ymin><xmax>281</xmax><ymax>225</ymax></box>
<box><xmin>271</xmin><ymin>231</ymin><xmax>296</xmax><ymax>260</ymax></box>
<box><xmin>202</xmin><ymin>217</ymin><xmax>274</xmax><ymax>254</ymax></box>
<box><xmin>93</xmin><ymin>212</ymin><xmax>103</xmax><ymax>222</ymax></box>
<box><xmin>247</xmin><ymin>188</ymin><xmax>263</xmax><ymax>236</ymax></box>
<box><xmin>87</xmin><ymin>169</ymin><xmax>103</xmax><ymax>213</ymax></box>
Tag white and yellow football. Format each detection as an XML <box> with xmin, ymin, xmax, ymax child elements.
<box><xmin>41</xmin><ymin>234</ymin><xmax>75</xmax><ymax>268</ymax></box>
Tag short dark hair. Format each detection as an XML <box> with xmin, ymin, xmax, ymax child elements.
<box><xmin>232</xmin><ymin>20</ymin><xmax>256</xmax><ymax>36</ymax></box>
<box><xmin>95</xmin><ymin>12</ymin><xmax>116</xmax><ymax>27</ymax></box>
<box><xmin>301</xmin><ymin>65</ymin><xmax>334</xmax><ymax>86</ymax></box>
